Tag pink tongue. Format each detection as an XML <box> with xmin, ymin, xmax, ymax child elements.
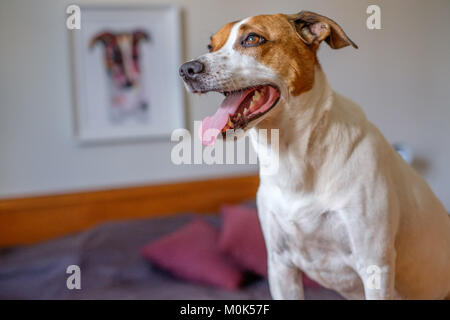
<box><xmin>200</xmin><ymin>90</ymin><xmax>248</xmax><ymax>146</ymax></box>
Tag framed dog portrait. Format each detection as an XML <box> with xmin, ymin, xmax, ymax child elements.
<box><xmin>71</xmin><ymin>5</ymin><xmax>184</xmax><ymax>143</ymax></box>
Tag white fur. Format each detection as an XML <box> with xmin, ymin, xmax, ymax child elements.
<box><xmin>251</xmin><ymin>67</ymin><xmax>450</xmax><ymax>300</ymax></box>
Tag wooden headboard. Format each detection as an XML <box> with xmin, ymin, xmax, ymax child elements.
<box><xmin>0</xmin><ymin>175</ymin><xmax>259</xmax><ymax>247</ymax></box>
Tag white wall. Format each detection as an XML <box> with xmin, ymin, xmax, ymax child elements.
<box><xmin>1</xmin><ymin>0</ymin><xmax>449</xmax><ymax>209</ymax></box>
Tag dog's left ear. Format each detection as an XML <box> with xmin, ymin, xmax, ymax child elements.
<box><xmin>291</xmin><ymin>11</ymin><xmax>358</xmax><ymax>49</ymax></box>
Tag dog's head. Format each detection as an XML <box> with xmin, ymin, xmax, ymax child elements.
<box><xmin>179</xmin><ymin>11</ymin><xmax>357</xmax><ymax>145</ymax></box>
<box><xmin>90</xmin><ymin>30</ymin><xmax>149</xmax><ymax>89</ymax></box>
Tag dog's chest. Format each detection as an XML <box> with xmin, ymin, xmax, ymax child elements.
<box><xmin>258</xmin><ymin>187</ymin><xmax>364</xmax><ymax>298</ymax></box>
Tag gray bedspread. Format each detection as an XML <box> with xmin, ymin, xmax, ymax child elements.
<box><xmin>0</xmin><ymin>214</ymin><xmax>343</xmax><ymax>300</ymax></box>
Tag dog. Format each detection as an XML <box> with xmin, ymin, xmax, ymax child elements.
<box><xmin>179</xmin><ymin>11</ymin><xmax>450</xmax><ymax>299</ymax></box>
<box><xmin>90</xmin><ymin>30</ymin><xmax>150</xmax><ymax>123</ymax></box>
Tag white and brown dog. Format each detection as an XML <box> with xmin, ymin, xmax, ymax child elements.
<box><xmin>180</xmin><ymin>11</ymin><xmax>450</xmax><ymax>300</ymax></box>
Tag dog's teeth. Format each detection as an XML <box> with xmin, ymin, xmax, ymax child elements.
<box><xmin>222</xmin><ymin>119</ymin><xmax>231</xmax><ymax>132</ymax></box>
<box><xmin>227</xmin><ymin>117</ymin><xmax>234</xmax><ymax>128</ymax></box>
<box><xmin>236</xmin><ymin>113</ymin><xmax>241</xmax><ymax>119</ymax></box>
<box><xmin>244</xmin><ymin>108</ymin><xmax>248</xmax><ymax>115</ymax></box>
<box><xmin>252</xmin><ymin>90</ymin><xmax>261</xmax><ymax>102</ymax></box>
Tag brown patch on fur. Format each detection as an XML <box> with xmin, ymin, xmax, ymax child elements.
<box><xmin>208</xmin><ymin>13</ymin><xmax>355</xmax><ymax>96</ymax></box>
<box><xmin>234</xmin><ymin>14</ymin><xmax>317</xmax><ymax>96</ymax></box>
<box><xmin>210</xmin><ymin>21</ymin><xmax>238</xmax><ymax>52</ymax></box>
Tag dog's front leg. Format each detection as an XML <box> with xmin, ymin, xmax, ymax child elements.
<box><xmin>257</xmin><ymin>191</ymin><xmax>305</xmax><ymax>300</ymax></box>
<box><xmin>343</xmin><ymin>212</ymin><xmax>398</xmax><ymax>299</ymax></box>
<box><xmin>357</xmin><ymin>250</ymin><xmax>397</xmax><ymax>300</ymax></box>
<box><xmin>267</xmin><ymin>253</ymin><xmax>305</xmax><ymax>300</ymax></box>
<box><xmin>260</xmin><ymin>213</ymin><xmax>304</xmax><ymax>299</ymax></box>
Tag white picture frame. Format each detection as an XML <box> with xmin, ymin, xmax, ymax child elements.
<box><xmin>71</xmin><ymin>4</ymin><xmax>185</xmax><ymax>143</ymax></box>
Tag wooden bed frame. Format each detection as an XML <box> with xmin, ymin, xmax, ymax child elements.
<box><xmin>0</xmin><ymin>175</ymin><xmax>259</xmax><ymax>247</ymax></box>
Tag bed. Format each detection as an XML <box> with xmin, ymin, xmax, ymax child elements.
<box><xmin>0</xmin><ymin>213</ymin><xmax>343</xmax><ymax>300</ymax></box>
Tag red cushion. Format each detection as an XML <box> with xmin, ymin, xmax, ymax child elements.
<box><xmin>140</xmin><ymin>219</ymin><xmax>244</xmax><ymax>290</ymax></box>
<box><xmin>219</xmin><ymin>204</ymin><xmax>321</xmax><ymax>289</ymax></box>
<box><xmin>219</xmin><ymin>205</ymin><xmax>268</xmax><ymax>277</ymax></box>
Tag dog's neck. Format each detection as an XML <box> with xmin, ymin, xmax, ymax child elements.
<box><xmin>257</xmin><ymin>66</ymin><xmax>333</xmax><ymax>142</ymax></box>
<box><xmin>250</xmin><ymin>66</ymin><xmax>335</xmax><ymax>189</ymax></box>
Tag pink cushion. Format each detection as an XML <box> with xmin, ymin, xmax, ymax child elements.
<box><xmin>219</xmin><ymin>205</ymin><xmax>268</xmax><ymax>277</ymax></box>
<box><xmin>218</xmin><ymin>204</ymin><xmax>321</xmax><ymax>288</ymax></box>
<box><xmin>140</xmin><ymin>219</ymin><xmax>244</xmax><ymax>290</ymax></box>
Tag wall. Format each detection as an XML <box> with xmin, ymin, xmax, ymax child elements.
<box><xmin>0</xmin><ymin>0</ymin><xmax>449</xmax><ymax>209</ymax></box>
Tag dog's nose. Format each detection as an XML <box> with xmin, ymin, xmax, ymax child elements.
<box><xmin>179</xmin><ymin>60</ymin><xmax>204</xmax><ymax>80</ymax></box>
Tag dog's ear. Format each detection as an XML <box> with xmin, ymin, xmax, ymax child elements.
<box><xmin>89</xmin><ymin>32</ymin><xmax>116</xmax><ymax>48</ymax></box>
<box><xmin>290</xmin><ymin>11</ymin><xmax>358</xmax><ymax>49</ymax></box>
<box><xmin>132</xmin><ymin>30</ymin><xmax>150</xmax><ymax>44</ymax></box>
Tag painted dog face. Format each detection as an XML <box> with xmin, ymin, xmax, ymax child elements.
<box><xmin>179</xmin><ymin>11</ymin><xmax>356</xmax><ymax>145</ymax></box>
<box><xmin>90</xmin><ymin>30</ymin><xmax>149</xmax><ymax>89</ymax></box>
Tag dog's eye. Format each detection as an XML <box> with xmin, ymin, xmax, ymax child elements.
<box><xmin>242</xmin><ymin>33</ymin><xmax>266</xmax><ymax>47</ymax></box>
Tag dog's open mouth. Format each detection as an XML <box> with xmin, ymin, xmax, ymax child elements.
<box><xmin>200</xmin><ymin>85</ymin><xmax>280</xmax><ymax>145</ymax></box>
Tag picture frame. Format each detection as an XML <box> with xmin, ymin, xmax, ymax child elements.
<box><xmin>70</xmin><ymin>4</ymin><xmax>185</xmax><ymax>143</ymax></box>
